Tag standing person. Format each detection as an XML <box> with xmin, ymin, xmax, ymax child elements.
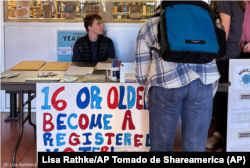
<box><xmin>135</xmin><ymin>2</ymin><xmax>220</xmax><ymax>152</ymax></box>
<box><xmin>209</xmin><ymin>0</ymin><xmax>220</xmax><ymax>13</ymax></box>
<box><xmin>239</xmin><ymin>1</ymin><xmax>250</xmax><ymax>58</ymax></box>
<box><xmin>72</xmin><ymin>14</ymin><xmax>116</xmax><ymax>62</ymax></box>
<box><xmin>206</xmin><ymin>1</ymin><xmax>245</xmax><ymax>151</ymax></box>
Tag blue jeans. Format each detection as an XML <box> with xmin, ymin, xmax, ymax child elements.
<box><xmin>149</xmin><ymin>79</ymin><xmax>213</xmax><ymax>152</ymax></box>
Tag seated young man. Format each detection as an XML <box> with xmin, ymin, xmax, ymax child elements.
<box><xmin>72</xmin><ymin>14</ymin><xmax>116</xmax><ymax>62</ymax></box>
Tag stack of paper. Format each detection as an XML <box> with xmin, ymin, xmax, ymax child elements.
<box><xmin>125</xmin><ymin>73</ymin><xmax>136</xmax><ymax>83</ymax></box>
<box><xmin>64</xmin><ymin>66</ymin><xmax>94</xmax><ymax>76</ymax></box>
<box><xmin>25</xmin><ymin>77</ymin><xmax>61</xmax><ymax>81</ymax></box>
<box><xmin>82</xmin><ymin>74</ymin><xmax>106</xmax><ymax>82</ymax></box>
<box><xmin>94</xmin><ymin>63</ymin><xmax>112</xmax><ymax>70</ymax></box>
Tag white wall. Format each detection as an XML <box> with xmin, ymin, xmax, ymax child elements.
<box><xmin>202</xmin><ymin>0</ymin><xmax>210</xmax><ymax>4</ymax></box>
<box><xmin>1</xmin><ymin>0</ymin><xmax>6</xmax><ymax>112</ymax></box>
<box><xmin>5</xmin><ymin>22</ymin><xmax>142</xmax><ymax>69</ymax></box>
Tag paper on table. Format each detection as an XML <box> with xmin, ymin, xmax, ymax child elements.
<box><xmin>25</xmin><ymin>77</ymin><xmax>61</xmax><ymax>81</ymax></box>
<box><xmin>94</xmin><ymin>63</ymin><xmax>112</xmax><ymax>70</ymax></box>
<box><xmin>125</xmin><ymin>73</ymin><xmax>136</xmax><ymax>83</ymax></box>
<box><xmin>39</xmin><ymin>62</ymin><xmax>72</xmax><ymax>71</ymax></box>
<box><xmin>64</xmin><ymin>66</ymin><xmax>94</xmax><ymax>76</ymax></box>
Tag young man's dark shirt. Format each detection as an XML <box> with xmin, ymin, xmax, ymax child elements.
<box><xmin>72</xmin><ymin>39</ymin><xmax>116</xmax><ymax>62</ymax></box>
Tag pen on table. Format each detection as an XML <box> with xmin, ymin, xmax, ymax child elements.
<box><xmin>117</xmin><ymin>61</ymin><xmax>120</xmax><ymax>67</ymax></box>
<box><xmin>115</xmin><ymin>60</ymin><xmax>118</xmax><ymax>68</ymax></box>
<box><xmin>111</xmin><ymin>61</ymin><xmax>113</xmax><ymax>68</ymax></box>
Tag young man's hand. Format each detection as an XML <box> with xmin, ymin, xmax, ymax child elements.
<box><xmin>243</xmin><ymin>42</ymin><xmax>250</xmax><ymax>53</ymax></box>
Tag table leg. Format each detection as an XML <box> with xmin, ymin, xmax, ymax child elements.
<box><xmin>27</xmin><ymin>90</ymin><xmax>36</xmax><ymax>142</ymax></box>
<box><xmin>12</xmin><ymin>91</ymin><xmax>23</xmax><ymax>168</ymax></box>
<box><xmin>11</xmin><ymin>90</ymin><xmax>37</xmax><ymax>167</ymax></box>
<box><xmin>4</xmin><ymin>93</ymin><xmax>20</xmax><ymax>121</ymax></box>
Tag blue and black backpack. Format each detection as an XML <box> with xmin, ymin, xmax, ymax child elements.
<box><xmin>152</xmin><ymin>1</ymin><xmax>227</xmax><ymax>64</ymax></box>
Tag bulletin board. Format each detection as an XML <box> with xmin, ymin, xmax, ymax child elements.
<box><xmin>227</xmin><ymin>59</ymin><xmax>250</xmax><ymax>151</ymax></box>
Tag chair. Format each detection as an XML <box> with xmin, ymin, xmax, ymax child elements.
<box><xmin>71</xmin><ymin>43</ymin><xmax>75</xmax><ymax>61</ymax></box>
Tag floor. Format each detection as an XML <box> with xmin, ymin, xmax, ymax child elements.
<box><xmin>1</xmin><ymin>95</ymin><xmax>222</xmax><ymax>167</ymax></box>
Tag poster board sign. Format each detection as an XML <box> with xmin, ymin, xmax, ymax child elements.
<box><xmin>227</xmin><ymin>59</ymin><xmax>250</xmax><ymax>151</ymax></box>
<box><xmin>36</xmin><ymin>83</ymin><xmax>150</xmax><ymax>152</ymax></box>
<box><xmin>57</xmin><ymin>31</ymin><xmax>107</xmax><ymax>62</ymax></box>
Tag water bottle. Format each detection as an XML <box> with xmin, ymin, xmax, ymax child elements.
<box><xmin>215</xmin><ymin>18</ymin><xmax>225</xmax><ymax>31</ymax></box>
<box><xmin>79</xmin><ymin>2</ymin><xmax>84</xmax><ymax>14</ymax></box>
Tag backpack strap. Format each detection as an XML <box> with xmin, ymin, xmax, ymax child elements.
<box><xmin>151</xmin><ymin>17</ymin><xmax>162</xmax><ymax>56</ymax></box>
<box><xmin>149</xmin><ymin>12</ymin><xmax>162</xmax><ymax>56</ymax></box>
<box><xmin>151</xmin><ymin>47</ymin><xmax>161</xmax><ymax>55</ymax></box>
<box><xmin>151</xmin><ymin>12</ymin><xmax>160</xmax><ymax>17</ymax></box>
<box><xmin>149</xmin><ymin>11</ymin><xmax>162</xmax><ymax>44</ymax></box>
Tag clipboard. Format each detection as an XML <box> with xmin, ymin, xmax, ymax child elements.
<box><xmin>39</xmin><ymin>62</ymin><xmax>72</xmax><ymax>71</ymax></box>
<box><xmin>10</xmin><ymin>61</ymin><xmax>46</xmax><ymax>71</ymax></box>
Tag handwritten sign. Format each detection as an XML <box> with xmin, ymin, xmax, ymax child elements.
<box><xmin>36</xmin><ymin>83</ymin><xmax>150</xmax><ymax>152</ymax></box>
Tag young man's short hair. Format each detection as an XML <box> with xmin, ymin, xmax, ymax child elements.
<box><xmin>83</xmin><ymin>14</ymin><xmax>102</xmax><ymax>32</ymax></box>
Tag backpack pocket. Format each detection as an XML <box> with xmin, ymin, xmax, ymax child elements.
<box><xmin>156</xmin><ymin>4</ymin><xmax>226</xmax><ymax>64</ymax></box>
<box><xmin>165</xmin><ymin>4</ymin><xmax>219</xmax><ymax>53</ymax></box>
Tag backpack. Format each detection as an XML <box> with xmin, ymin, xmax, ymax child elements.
<box><xmin>152</xmin><ymin>1</ymin><xmax>227</xmax><ymax>64</ymax></box>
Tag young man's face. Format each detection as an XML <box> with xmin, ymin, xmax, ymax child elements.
<box><xmin>88</xmin><ymin>19</ymin><xmax>104</xmax><ymax>35</ymax></box>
